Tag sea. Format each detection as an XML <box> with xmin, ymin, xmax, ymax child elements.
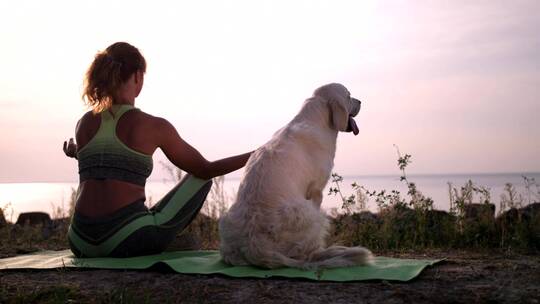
<box><xmin>1</xmin><ymin>173</ymin><xmax>539</xmax><ymax>222</ymax></box>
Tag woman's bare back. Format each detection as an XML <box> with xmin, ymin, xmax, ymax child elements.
<box><xmin>75</xmin><ymin>109</ymin><xmax>158</xmax><ymax>217</ymax></box>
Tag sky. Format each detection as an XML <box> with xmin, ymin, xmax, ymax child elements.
<box><xmin>0</xmin><ymin>0</ymin><xmax>539</xmax><ymax>183</ymax></box>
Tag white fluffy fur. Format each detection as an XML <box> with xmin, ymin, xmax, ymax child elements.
<box><xmin>219</xmin><ymin>83</ymin><xmax>373</xmax><ymax>269</ymax></box>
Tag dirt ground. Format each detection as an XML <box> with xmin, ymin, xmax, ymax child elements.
<box><xmin>1</xmin><ymin>249</ymin><xmax>539</xmax><ymax>304</ymax></box>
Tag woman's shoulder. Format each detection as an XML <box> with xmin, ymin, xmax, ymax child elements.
<box><xmin>127</xmin><ymin>109</ymin><xmax>179</xmax><ymax>136</ymax></box>
<box><xmin>134</xmin><ymin>110</ymin><xmax>174</xmax><ymax>129</ymax></box>
<box><xmin>127</xmin><ymin>110</ymin><xmax>178</xmax><ymax>146</ymax></box>
<box><xmin>77</xmin><ymin>110</ymin><xmax>99</xmax><ymax>128</ymax></box>
<box><xmin>131</xmin><ymin>109</ymin><xmax>164</xmax><ymax>126</ymax></box>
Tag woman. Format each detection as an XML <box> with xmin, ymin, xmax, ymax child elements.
<box><xmin>63</xmin><ymin>42</ymin><xmax>252</xmax><ymax>258</ymax></box>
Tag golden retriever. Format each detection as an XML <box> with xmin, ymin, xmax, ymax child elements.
<box><xmin>219</xmin><ymin>83</ymin><xmax>372</xmax><ymax>269</ymax></box>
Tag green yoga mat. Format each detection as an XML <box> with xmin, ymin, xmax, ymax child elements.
<box><xmin>0</xmin><ymin>250</ymin><xmax>441</xmax><ymax>282</ymax></box>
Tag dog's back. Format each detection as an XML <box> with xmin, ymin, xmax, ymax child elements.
<box><xmin>219</xmin><ymin>133</ymin><xmax>373</xmax><ymax>269</ymax></box>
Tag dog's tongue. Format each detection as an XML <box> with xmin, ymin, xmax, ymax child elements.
<box><xmin>348</xmin><ymin>116</ymin><xmax>359</xmax><ymax>135</ymax></box>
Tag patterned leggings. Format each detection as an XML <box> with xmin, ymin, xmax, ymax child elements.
<box><xmin>68</xmin><ymin>175</ymin><xmax>212</xmax><ymax>258</ymax></box>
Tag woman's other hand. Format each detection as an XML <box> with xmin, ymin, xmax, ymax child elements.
<box><xmin>63</xmin><ymin>138</ymin><xmax>78</xmax><ymax>159</ymax></box>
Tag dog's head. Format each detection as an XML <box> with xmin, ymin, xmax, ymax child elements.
<box><xmin>314</xmin><ymin>83</ymin><xmax>361</xmax><ymax>135</ymax></box>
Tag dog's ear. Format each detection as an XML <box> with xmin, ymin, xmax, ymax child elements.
<box><xmin>329</xmin><ymin>97</ymin><xmax>349</xmax><ymax>132</ymax></box>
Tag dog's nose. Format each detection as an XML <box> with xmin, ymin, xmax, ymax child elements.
<box><xmin>350</xmin><ymin>98</ymin><xmax>361</xmax><ymax>117</ymax></box>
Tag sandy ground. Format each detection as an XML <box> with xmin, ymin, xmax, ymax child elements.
<box><xmin>1</xmin><ymin>249</ymin><xmax>539</xmax><ymax>303</ymax></box>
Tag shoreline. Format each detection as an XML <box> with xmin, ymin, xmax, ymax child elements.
<box><xmin>2</xmin><ymin>172</ymin><xmax>540</xmax><ymax>223</ymax></box>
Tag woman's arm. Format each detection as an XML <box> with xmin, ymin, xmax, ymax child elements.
<box><xmin>155</xmin><ymin>118</ymin><xmax>253</xmax><ymax>180</ymax></box>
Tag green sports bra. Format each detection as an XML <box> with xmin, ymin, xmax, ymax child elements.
<box><xmin>77</xmin><ymin>105</ymin><xmax>153</xmax><ymax>186</ymax></box>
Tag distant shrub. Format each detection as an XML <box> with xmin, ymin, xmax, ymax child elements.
<box><xmin>328</xmin><ymin>146</ymin><xmax>539</xmax><ymax>252</ymax></box>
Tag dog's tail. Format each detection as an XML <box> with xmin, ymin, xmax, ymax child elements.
<box><xmin>304</xmin><ymin>245</ymin><xmax>373</xmax><ymax>269</ymax></box>
<box><xmin>253</xmin><ymin>246</ymin><xmax>373</xmax><ymax>270</ymax></box>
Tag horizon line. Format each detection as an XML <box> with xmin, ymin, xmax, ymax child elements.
<box><xmin>2</xmin><ymin>171</ymin><xmax>539</xmax><ymax>184</ymax></box>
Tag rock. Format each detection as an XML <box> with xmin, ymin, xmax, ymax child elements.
<box><xmin>41</xmin><ymin>226</ymin><xmax>52</xmax><ymax>239</ymax></box>
<box><xmin>382</xmin><ymin>206</ymin><xmax>418</xmax><ymax>237</ymax></box>
<box><xmin>426</xmin><ymin>210</ymin><xmax>455</xmax><ymax>228</ymax></box>
<box><xmin>463</xmin><ymin>203</ymin><xmax>495</xmax><ymax>220</ymax></box>
<box><xmin>328</xmin><ymin>211</ymin><xmax>382</xmax><ymax>247</ymax></box>
<box><xmin>51</xmin><ymin>217</ymin><xmax>71</xmax><ymax>230</ymax></box>
<box><xmin>496</xmin><ymin>203</ymin><xmax>540</xmax><ymax>228</ymax></box>
<box><xmin>333</xmin><ymin>211</ymin><xmax>382</xmax><ymax>231</ymax></box>
<box><xmin>521</xmin><ymin>202</ymin><xmax>540</xmax><ymax>221</ymax></box>
<box><xmin>15</xmin><ymin>212</ymin><xmax>52</xmax><ymax>227</ymax></box>
<box><xmin>0</xmin><ymin>208</ymin><xmax>6</xmax><ymax>228</ymax></box>
<box><xmin>519</xmin><ymin>202</ymin><xmax>540</xmax><ymax>249</ymax></box>
<box><xmin>497</xmin><ymin>207</ymin><xmax>519</xmax><ymax>225</ymax></box>
<box><xmin>351</xmin><ymin>211</ymin><xmax>381</xmax><ymax>224</ymax></box>
<box><xmin>425</xmin><ymin>210</ymin><xmax>457</xmax><ymax>245</ymax></box>
<box><xmin>496</xmin><ymin>207</ymin><xmax>520</xmax><ymax>243</ymax></box>
<box><xmin>427</xmin><ymin>209</ymin><xmax>454</xmax><ymax>221</ymax></box>
<box><xmin>495</xmin><ymin>203</ymin><xmax>540</xmax><ymax>249</ymax></box>
<box><xmin>460</xmin><ymin>204</ymin><xmax>497</xmax><ymax>246</ymax></box>
<box><xmin>386</xmin><ymin>205</ymin><xmax>417</xmax><ymax>223</ymax></box>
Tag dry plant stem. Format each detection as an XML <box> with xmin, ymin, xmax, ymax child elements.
<box><xmin>394</xmin><ymin>144</ymin><xmax>411</xmax><ymax>189</ymax></box>
<box><xmin>331</xmin><ymin>175</ymin><xmax>347</xmax><ymax>206</ymax></box>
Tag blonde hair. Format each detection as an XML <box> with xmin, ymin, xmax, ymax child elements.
<box><xmin>82</xmin><ymin>42</ymin><xmax>146</xmax><ymax>113</ymax></box>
